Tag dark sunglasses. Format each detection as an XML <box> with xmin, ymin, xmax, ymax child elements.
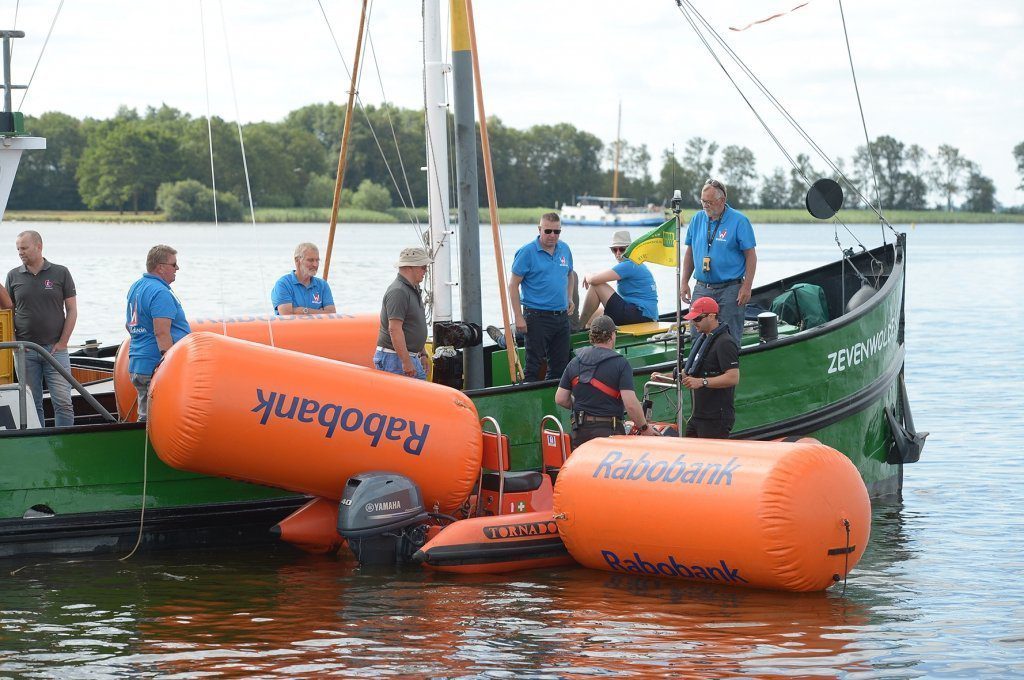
<box><xmin>704</xmin><ymin>178</ymin><xmax>724</xmax><ymax>190</ymax></box>
<box><xmin>610</xmin><ymin>246</ymin><xmax>626</xmax><ymax>253</ymax></box>
<box><xmin>542</xmin><ymin>228</ymin><xmax>561</xmax><ymax>235</ymax></box>
<box><xmin>691</xmin><ymin>313</ymin><xmax>710</xmax><ymax>323</ymax></box>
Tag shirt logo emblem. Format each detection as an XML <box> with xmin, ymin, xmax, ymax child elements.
<box><xmin>312</xmin><ymin>293</ymin><xmax>321</xmax><ymax>304</ymax></box>
<box><xmin>44</xmin><ymin>279</ymin><xmax>54</xmax><ymax>290</ymax></box>
<box><xmin>559</xmin><ymin>256</ymin><xmax>567</xmax><ymax>267</ymax></box>
<box><xmin>718</xmin><ymin>229</ymin><xmax>728</xmax><ymax>240</ymax></box>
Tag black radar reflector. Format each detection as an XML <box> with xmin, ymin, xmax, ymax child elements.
<box><xmin>805</xmin><ymin>178</ymin><xmax>844</xmax><ymax>219</ymax></box>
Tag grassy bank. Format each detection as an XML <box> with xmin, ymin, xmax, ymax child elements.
<box><xmin>6</xmin><ymin>207</ymin><xmax>1023</xmax><ymax>224</ymax></box>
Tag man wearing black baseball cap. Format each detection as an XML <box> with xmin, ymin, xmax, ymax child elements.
<box><xmin>680</xmin><ymin>296</ymin><xmax>740</xmax><ymax>438</ymax></box>
<box><xmin>555</xmin><ymin>315</ymin><xmax>656</xmax><ymax>448</ymax></box>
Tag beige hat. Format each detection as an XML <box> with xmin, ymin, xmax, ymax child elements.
<box><xmin>610</xmin><ymin>230</ymin><xmax>632</xmax><ymax>248</ymax></box>
<box><xmin>395</xmin><ymin>247</ymin><xmax>432</xmax><ymax>268</ymax></box>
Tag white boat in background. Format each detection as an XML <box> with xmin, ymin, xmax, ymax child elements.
<box><xmin>560</xmin><ymin>195</ymin><xmax>665</xmax><ymax>227</ymax></box>
<box><xmin>560</xmin><ymin>102</ymin><xmax>664</xmax><ymax>227</ymax></box>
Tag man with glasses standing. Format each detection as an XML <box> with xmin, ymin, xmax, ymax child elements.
<box><xmin>680</xmin><ymin>297</ymin><xmax>739</xmax><ymax>438</ymax></box>
<box><xmin>4</xmin><ymin>230</ymin><xmax>78</xmax><ymax>427</ymax></box>
<box><xmin>126</xmin><ymin>245</ymin><xmax>191</xmax><ymax>421</ymax></box>
<box><xmin>680</xmin><ymin>179</ymin><xmax>757</xmax><ymax>345</ymax></box>
<box><xmin>509</xmin><ymin>213</ymin><xmax>575</xmax><ymax>382</ymax></box>
<box><xmin>577</xmin><ymin>230</ymin><xmax>659</xmax><ymax>328</ymax></box>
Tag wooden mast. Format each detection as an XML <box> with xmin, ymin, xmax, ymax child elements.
<box><xmin>323</xmin><ymin>0</ymin><xmax>369</xmax><ymax>281</ymax></box>
<box><xmin>463</xmin><ymin>0</ymin><xmax>522</xmax><ymax>384</ymax></box>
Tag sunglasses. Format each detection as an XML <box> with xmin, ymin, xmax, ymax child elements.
<box><xmin>704</xmin><ymin>178</ymin><xmax>725</xmax><ymax>190</ymax></box>
<box><xmin>542</xmin><ymin>228</ymin><xmax>562</xmax><ymax>235</ymax></box>
<box><xmin>691</xmin><ymin>313</ymin><xmax>710</xmax><ymax>323</ymax></box>
<box><xmin>610</xmin><ymin>246</ymin><xmax>626</xmax><ymax>253</ymax></box>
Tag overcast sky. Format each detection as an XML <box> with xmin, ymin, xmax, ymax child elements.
<box><xmin>6</xmin><ymin>0</ymin><xmax>1023</xmax><ymax>207</ymax></box>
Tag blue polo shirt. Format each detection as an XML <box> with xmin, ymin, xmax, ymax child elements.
<box><xmin>685</xmin><ymin>205</ymin><xmax>757</xmax><ymax>284</ymax></box>
<box><xmin>126</xmin><ymin>273</ymin><xmax>191</xmax><ymax>375</ymax></box>
<box><xmin>271</xmin><ymin>272</ymin><xmax>335</xmax><ymax>314</ymax></box>
<box><xmin>612</xmin><ymin>259</ymin><xmax>659</xmax><ymax>320</ymax></box>
<box><xmin>511</xmin><ymin>238</ymin><xmax>573</xmax><ymax>311</ymax></box>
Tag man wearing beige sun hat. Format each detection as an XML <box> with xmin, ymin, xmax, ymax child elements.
<box><xmin>576</xmin><ymin>229</ymin><xmax>659</xmax><ymax>328</ymax></box>
<box><xmin>374</xmin><ymin>246</ymin><xmax>432</xmax><ymax>379</ymax></box>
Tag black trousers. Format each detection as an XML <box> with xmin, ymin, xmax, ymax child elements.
<box><xmin>684</xmin><ymin>415</ymin><xmax>735</xmax><ymax>439</ymax></box>
<box><xmin>523</xmin><ymin>310</ymin><xmax>570</xmax><ymax>382</ymax></box>
<box><xmin>571</xmin><ymin>420</ymin><xmax>626</xmax><ymax>450</ymax></box>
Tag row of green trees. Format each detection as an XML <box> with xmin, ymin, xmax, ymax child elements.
<box><xmin>9</xmin><ymin>103</ymin><xmax>1021</xmax><ymax>215</ymax></box>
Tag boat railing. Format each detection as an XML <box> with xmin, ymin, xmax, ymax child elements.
<box><xmin>0</xmin><ymin>340</ymin><xmax>117</xmax><ymax>428</ymax></box>
<box><xmin>539</xmin><ymin>414</ymin><xmax>569</xmax><ymax>467</ymax></box>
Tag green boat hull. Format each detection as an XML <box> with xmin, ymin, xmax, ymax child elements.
<box><xmin>473</xmin><ymin>235</ymin><xmax>916</xmax><ymax>498</ymax></box>
<box><xmin>0</xmin><ymin>424</ymin><xmax>304</xmax><ymax>558</ymax></box>
<box><xmin>0</xmin><ymin>236</ymin><xmax>921</xmax><ymax>558</ymax></box>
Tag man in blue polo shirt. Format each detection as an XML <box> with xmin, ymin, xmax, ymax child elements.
<box><xmin>680</xmin><ymin>179</ymin><xmax>757</xmax><ymax>345</ymax></box>
<box><xmin>577</xmin><ymin>230</ymin><xmax>659</xmax><ymax>327</ymax></box>
<box><xmin>125</xmin><ymin>245</ymin><xmax>191</xmax><ymax>421</ymax></box>
<box><xmin>509</xmin><ymin>212</ymin><xmax>575</xmax><ymax>382</ymax></box>
<box><xmin>271</xmin><ymin>242</ymin><xmax>336</xmax><ymax>315</ymax></box>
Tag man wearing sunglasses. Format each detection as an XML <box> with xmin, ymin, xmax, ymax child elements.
<box><xmin>577</xmin><ymin>230</ymin><xmax>658</xmax><ymax>328</ymax></box>
<box><xmin>125</xmin><ymin>244</ymin><xmax>191</xmax><ymax>421</ymax></box>
<box><xmin>509</xmin><ymin>213</ymin><xmax>575</xmax><ymax>381</ymax></box>
<box><xmin>680</xmin><ymin>178</ymin><xmax>757</xmax><ymax>345</ymax></box>
<box><xmin>680</xmin><ymin>297</ymin><xmax>739</xmax><ymax>438</ymax></box>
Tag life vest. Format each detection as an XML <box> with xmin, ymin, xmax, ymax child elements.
<box><xmin>568</xmin><ymin>346</ymin><xmax>623</xmax><ymax>399</ymax></box>
<box><xmin>684</xmin><ymin>323</ymin><xmax>731</xmax><ymax>377</ymax></box>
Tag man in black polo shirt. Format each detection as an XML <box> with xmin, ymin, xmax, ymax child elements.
<box><xmin>4</xmin><ymin>230</ymin><xmax>78</xmax><ymax>427</ymax></box>
<box><xmin>555</xmin><ymin>315</ymin><xmax>655</xmax><ymax>449</ymax></box>
<box><xmin>680</xmin><ymin>297</ymin><xmax>739</xmax><ymax>438</ymax></box>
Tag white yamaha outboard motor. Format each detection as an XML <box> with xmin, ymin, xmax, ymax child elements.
<box><xmin>337</xmin><ymin>472</ymin><xmax>432</xmax><ymax>566</ymax></box>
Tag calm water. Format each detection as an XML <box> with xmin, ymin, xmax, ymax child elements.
<box><xmin>1</xmin><ymin>221</ymin><xmax>1023</xmax><ymax>677</ymax></box>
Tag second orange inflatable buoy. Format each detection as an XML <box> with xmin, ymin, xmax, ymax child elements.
<box><xmin>113</xmin><ymin>313</ymin><xmax>379</xmax><ymax>422</ymax></box>
<box><xmin>148</xmin><ymin>332</ymin><xmax>482</xmax><ymax>515</ymax></box>
<box><xmin>271</xmin><ymin>497</ymin><xmax>346</xmax><ymax>556</ymax></box>
<box><xmin>553</xmin><ymin>437</ymin><xmax>870</xmax><ymax>592</ymax></box>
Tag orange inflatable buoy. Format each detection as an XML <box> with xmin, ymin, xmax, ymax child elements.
<box><xmin>553</xmin><ymin>437</ymin><xmax>870</xmax><ymax>592</ymax></box>
<box><xmin>148</xmin><ymin>332</ymin><xmax>481</xmax><ymax>515</ymax></box>
<box><xmin>271</xmin><ymin>497</ymin><xmax>346</xmax><ymax>556</ymax></box>
<box><xmin>113</xmin><ymin>313</ymin><xmax>379</xmax><ymax>422</ymax></box>
<box><xmin>414</xmin><ymin>511</ymin><xmax>575</xmax><ymax>574</ymax></box>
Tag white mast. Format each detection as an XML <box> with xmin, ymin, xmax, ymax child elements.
<box><xmin>0</xmin><ymin>30</ymin><xmax>44</xmax><ymax>221</ymax></box>
<box><xmin>424</xmin><ymin>0</ymin><xmax>453</xmax><ymax>321</ymax></box>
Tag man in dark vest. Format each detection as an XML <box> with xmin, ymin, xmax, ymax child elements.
<box><xmin>680</xmin><ymin>297</ymin><xmax>740</xmax><ymax>438</ymax></box>
<box><xmin>555</xmin><ymin>315</ymin><xmax>656</xmax><ymax>449</ymax></box>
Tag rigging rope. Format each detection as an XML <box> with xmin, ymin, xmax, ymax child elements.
<box><xmin>217</xmin><ymin>0</ymin><xmax>275</xmax><ymax>347</ymax></box>
<box><xmin>672</xmin><ymin>0</ymin><xmax>891</xmax><ymax>267</ymax></box>
<box><xmin>198</xmin><ymin>0</ymin><xmax>228</xmax><ymax>335</ymax></box>
<box><xmin>316</xmin><ymin>0</ymin><xmax>424</xmax><ymax>244</ymax></box>
<box><xmin>837</xmin><ymin>0</ymin><xmax>886</xmax><ymax>245</ymax></box>
<box><xmin>368</xmin><ymin>26</ymin><xmax>419</xmax><ymax>221</ymax></box>
<box><xmin>14</xmin><ymin>0</ymin><xmax>63</xmax><ymax>113</ymax></box>
<box><xmin>673</xmin><ymin>0</ymin><xmax>895</xmax><ymax>236</ymax></box>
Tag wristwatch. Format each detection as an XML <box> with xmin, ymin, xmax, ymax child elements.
<box><xmin>701</xmin><ymin>378</ymin><xmax>709</xmax><ymax>387</ymax></box>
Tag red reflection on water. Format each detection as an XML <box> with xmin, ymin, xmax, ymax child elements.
<box><xmin>134</xmin><ymin>553</ymin><xmax>871</xmax><ymax>677</ymax></box>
